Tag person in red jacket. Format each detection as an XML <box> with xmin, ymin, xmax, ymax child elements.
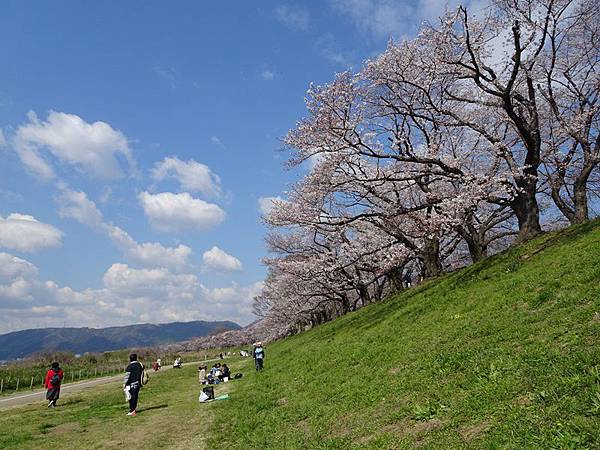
<box><xmin>44</xmin><ymin>362</ymin><xmax>64</xmax><ymax>408</ymax></box>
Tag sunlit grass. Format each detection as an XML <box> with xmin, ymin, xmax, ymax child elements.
<box><xmin>207</xmin><ymin>220</ymin><xmax>600</xmax><ymax>449</ymax></box>
<box><xmin>2</xmin><ymin>221</ymin><xmax>599</xmax><ymax>449</ymax></box>
<box><xmin>0</xmin><ymin>358</ymin><xmax>250</xmax><ymax>449</ymax></box>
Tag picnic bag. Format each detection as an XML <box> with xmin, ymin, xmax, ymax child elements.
<box><xmin>202</xmin><ymin>386</ymin><xmax>215</xmax><ymax>400</ymax></box>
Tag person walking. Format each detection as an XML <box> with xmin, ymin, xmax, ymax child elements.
<box><xmin>123</xmin><ymin>353</ymin><xmax>144</xmax><ymax>416</ymax></box>
<box><xmin>252</xmin><ymin>342</ymin><xmax>265</xmax><ymax>371</ymax></box>
<box><xmin>44</xmin><ymin>361</ymin><xmax>64</xmax><ymax>408</ymax></box>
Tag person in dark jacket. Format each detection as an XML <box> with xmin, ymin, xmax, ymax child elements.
<box><xmin>123</xmin><ymin>353</ymin><xmax>144</xmax><ymax>416</ymax></box>
<box><xmin>252</xmin><ymin>342</ymin><xmax>265</xmax><ymax>371</ymax></box>
<box><xmin>219</xmin><ymin>364</ymin><xmax>231</xmax><ymax>381</ymax></box>
<box><xmin>44</xmin><ymin>361</ymin><xmax>64</xmax><ymax>407</ymax></box>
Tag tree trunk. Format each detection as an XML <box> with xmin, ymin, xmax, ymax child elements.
<box><xmin>549</xmin><ymin>181</ymin><xmax>575</xmax><ymax>224</ymax></box>
<box><xmin>421</xmin><ymin>237</ymin><xmax>442</xmax><ymax>278</ymax></box>
<box><xmin>357</xmin><ymin>284</ymin><xmax>371</xmax><ymax>307</ymax></box>
<box><xmin>457</xmin><ymin>222</ymin><xmax>488</xmax><ymax>263</ymax></box>
<box><xmin>512</xmin><ymin>181</ymin><xmax>542</xmax><ymax>243</ymax></box>
<box><xmin>572</xmin><ymin>167</ymin><xmax>592</xmax><ymax>223</ymax></box>
<box><xmin>548</xmin><ymin>171</ymin><xmax>590</xmax><ymax>225</ymax></box>
<box><xmin>465</xmin><ymin>235</ymin><xmax>488</xmax><ymax>263</ymax></box>
<box><xmin>386</xmin><ymin>266</ymin><xmax>405</xmax><ymax>291</ymax></box>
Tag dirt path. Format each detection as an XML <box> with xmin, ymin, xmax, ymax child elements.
<box><xmin>0</xmin><ymin>359</ymin><xmax>213</xmax><ymax>410</ymax></box>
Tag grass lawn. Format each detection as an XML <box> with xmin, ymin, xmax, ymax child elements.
<box><xmin>0</xmin><ymin>358</ymin><xmax>251</xmax><ymax>449</ymax></box>
<box><xmin>2</xmin><ymin>221</ymin><xmax>600</xmax><ymax>449</ymax></box>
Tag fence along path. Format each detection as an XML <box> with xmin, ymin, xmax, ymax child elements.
<box><xmin>0</xmin><ymin>365</ymin><xmax>132</xmax><ymax>395</ymax></box>
<box><xmin>0</xmin><ymin>358</ymin><xmax>219</xmax><ymax>410</ymax></box>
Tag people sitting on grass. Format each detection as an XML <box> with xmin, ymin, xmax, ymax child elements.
<box><xmin>204</xmin><ymin>363</ymin><xmax>230</xmax><ymax>384</ymax></box>
<box><xmin>44</xmin><ymin>361</ymin><xmax>64</xmax><ymax>408</ymax></box>
<box><xmin>198</xmin><ymin>365</ymin><xmax>208</xmax><ymax>384</ymax></box>
<box><xmin>211</xmin><ymin>363</ymin><xmax>222</xmax><ymax>382</ymax></box>
<box><xmin>173</xmin><ymin>356</ymin><xmax>182</xmax><ymax>368</ymax></box>
<box><xmin>220</xmin><ymin>364</ymin><xmax>231</xmax><ymax>382</ymax></box>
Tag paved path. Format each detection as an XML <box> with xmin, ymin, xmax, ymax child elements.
<box><xmin>0</xmin><ymin>359</ymin><xmax>216</xmax><ymax>410</ymax></box>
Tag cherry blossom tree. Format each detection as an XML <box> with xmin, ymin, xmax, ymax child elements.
<box><xmin>537</xmin><ymin>0</ymin><xmax>600</xmax><ymax>223</ymax></box>
<box><xmin>253</xmin><ymin>0</ymin><xmax>598</xmax><ymax>335</ymax></box>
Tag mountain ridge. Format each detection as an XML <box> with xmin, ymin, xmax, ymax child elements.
<box><xmin>0</xmin><ymin>320</ymin><xmax>241</xmax><ymax>361</ymax></box>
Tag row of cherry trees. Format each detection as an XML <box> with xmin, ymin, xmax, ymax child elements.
<box><xmin>253</xmin><ymin>0</ymin><xmax>599</xmax><ymax>338</ymax></box>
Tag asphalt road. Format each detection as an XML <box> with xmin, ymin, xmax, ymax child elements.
<box><xmin>0</xmin><ymin>360</ymin><xmax>211</xmax><ymax>410</ymax></box>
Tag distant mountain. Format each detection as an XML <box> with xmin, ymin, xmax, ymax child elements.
<box><xmin>0</xmin><ymin>320</ymin><xmax>241</xmax><ymax>361</ymax></box>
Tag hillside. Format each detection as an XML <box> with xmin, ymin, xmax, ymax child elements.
<box><xmin>209</xmin><ymin>221</ymin><xmax>600</xmax><ymax>448</ymax></box>
<box><xmin>1</xmin><ymin>222</ymin><xmax>599</xmax><ymax>450</ymax></box>
<box><xmin>0</xmin><ymin>320</ymin><xmax>241</xmax><ymax>361</ymax></box>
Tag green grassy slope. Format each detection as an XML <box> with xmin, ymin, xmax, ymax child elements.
<box><xmin>209</xmin><ymin>221</ymin><xmax>600</xmax><ymax>449</ymax></box>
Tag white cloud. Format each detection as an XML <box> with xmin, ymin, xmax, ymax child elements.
<box><xmin>307</xmin><ymin>152</ymin><xmax>327</xmax><ymax>170</ymax></box>
<box><xmin>210</xmin><ymin>136</ymin><xmax>224</xmax><ymax>147</ymax></box>
<box><xmin>260</xmin><ymin>69</ymin><xmax>275</xmax><ymax>80</ymax></box>
<box><xmin>330</xmin><ymin>0</ymin><xmax>414</xmax><ymax>39</ymax></box>
<box><xmin>0</xmin><ymin>189</ymin><xmax>23</xmax><ymax>202</ymax></box>
<box><xmin>99</xmin><ymin>187</ymin><xmax>113</xmax><ymax>204</ymax></box>
<box><xmin>103</xmin><ymin>263</ymin><xmax>198</xmax><ymax>296</ymax></box>
<box><xmin>138</xmin><ymin>191</ymin><xmax>226</xmax><ymax>233</ymax></box>
<box><xmin>57</xmin><ymin>188</ymin><xmax>104</xmax><ymax>228</ymax></box>
<box><xmin>258</xmin><ymin>196</ymin><xmax>284</xmax><ymax>216</ymax></box>
<box><xmin>329</xmin><ymin>0</ymin><xmax>476</xmax><ymax>40</ymax></box>
<box><xmin>201</xmin><ymin>281</ymin><xmax>263</xmax><ymax>322</ymax></box>
<box><xmin>0</xmin><ymin>253</ymin><xmax>258</xmax><ymax>334</ymax></box>
<box><xmin>202</xmin><ymin>246</ymin><xmax>242</xmax><ymax>272</ymax></box>
<box><xmin>57</xmin><ymin>188</ymin><xmax>193</xmax><ymax>272</ymax></box>
<box><xmin>154</xmin><ymin>65</ymin><xmax>178</xmax><ymax>89</ymax></box>
<box><xmin>105</xmin><ymin>225</ymin><xmax>193</xmax><ymax>272</ymax></box>
<box><xmin>0</xmin><ymin>252</ymin><xmax>38</xmax><ymax>283</ymax></box>
<box><xmin>13</xmin><ymin>110</ymin><xmax>135</xmax><ymax>181</ymax></box>
<box><xmin>317</xmin><ymin>34</ymin><xmax>354</xmax><ymax>67</ymax></box>
<box><xmin>151</xmin><ymin>156</ymin><xmax>222</xmax><ymax>198</ymax></box>
<box><xmin>274</xmin><ymin>4</ymin><xmax>310</xmax><ymax>30</ymax></box>
<box><xmin>0</xmin><ymin>213</ymin><xmax>63</xmax><ymax>252</ymax></box>
<box><xmin>0</xmin><ymin>129</ymin><xmax>6</xmax><ymax>147</ymax></box>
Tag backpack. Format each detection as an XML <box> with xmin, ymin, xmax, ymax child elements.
<box><xmin>138</xmin><ymin>362</ymin><xmax>149</xmax><ymax>386</ymax></box>
<box><xmin>50</xmin><ymin>372</ymin><xmax>61</xmax><ymax>386</ymax></box>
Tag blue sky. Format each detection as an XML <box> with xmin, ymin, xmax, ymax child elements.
<box><xmin>0</xmin><ymin>0</ymin><xmax>470</xmax><ymax>333</ymax></box>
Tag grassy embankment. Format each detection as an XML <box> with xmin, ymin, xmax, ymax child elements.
<box><xmin>210</xmin><ymin>220</ymin><xmax>600</xmax><ymax>449</ymax></box>
<box><xmin>2</xmin><ymin>220</ymin><xmax>600</xmax><ymax>449</ymax></box>
<box><xmin>0</xmin><ymin>358</ymin><xmax>249</xmax><ymax>449</ymax></box>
